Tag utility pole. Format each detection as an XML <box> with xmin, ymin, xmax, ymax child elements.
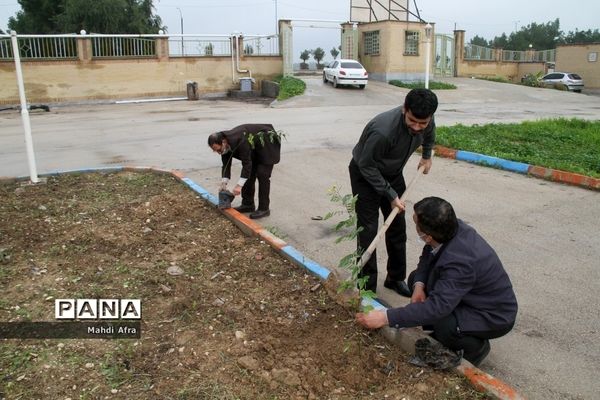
<box><xmin>274</xmin><ymin>0</ymin><xmax>278</xmax><ymax>35</ymax></box>
<box><xmin>176</xmin><ymin>7</ymin><xmax>184</xmax><ymax>55</ymax></box>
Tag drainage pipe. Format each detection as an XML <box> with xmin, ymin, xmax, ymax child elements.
<box><xmin>234</xmin><ymin>34</ymin><xmax>252</xmax><ymax>80</ymax></box>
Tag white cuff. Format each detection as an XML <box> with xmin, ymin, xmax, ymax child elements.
<box><xmin>221</xmin><ymin>178</ymin><xmax>230</xmax><ymax>184</ymax></box>
<box><xmin>236</xmin><ymin>178</ymin><xmax>247</xmax><ymax>187</ymax></box>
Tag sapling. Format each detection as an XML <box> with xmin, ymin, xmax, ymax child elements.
<box><xmin>324</xmin><ymin>185</ymin><xmax>375</xmax><ymax>311</ymax></box>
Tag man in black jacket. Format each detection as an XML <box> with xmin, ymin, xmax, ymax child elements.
<box><xmin>356</xmin><ymin>197</ymin><xmax>518</xmax><ymax>366</ymax></box>
<box><xmin>208</xmin><ymin>124</ymin><xmax>281</xmax><ymax>219</ymax></box>
<box><xmin>350</xmin><ymin>89</ymin><xmax>438</xmax><ymax>296</ymax></box>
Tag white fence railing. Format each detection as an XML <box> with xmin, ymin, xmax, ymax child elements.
<box><xmin>92</xmin><ymin>36</ymin><xmax>156</xmax><ymax>58</ymax></box>
<box><xmin>0</xmin><ymin>36</ymin><xmax>78</xmax><ymax>60</ymax></box>
<box><xmin>242</xmin><ymin>35</ymin><xmax>279</xmax><ymax>56</ymax></box>
<box><xmin>0</xmin><ymin>33</ymin><xmax>281</xmax><ymax>60</ymax></box>
<box><xmin>168</xmin><ymin>36</ymin><xmax>232</xmax><ymax>57</ymax></box>
<box><xmin>167</xmin><ymin>34</ymin><xmax>279</xmax><ymax>57</ymax></box>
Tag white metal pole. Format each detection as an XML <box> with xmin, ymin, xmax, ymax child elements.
<box><xmin>176</xmin><ymin>8</ymin><xmax>184</xmax><ymax>55</ymax></box>
<box><xmin>424</xmin><ymin>23</ymin><xmax>432</xmax><ymax>89</ymax></box>
<box><xmin>10</xmin><ymin>31</ymin><xmax>39</xmax><ymax>183</ymax></box>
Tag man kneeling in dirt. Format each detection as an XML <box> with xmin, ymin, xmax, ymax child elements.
<box><xmin>356</xmin><ymin>197</ymin><xmax>518</xmax><ymax>366</ymax></box>
<box><xmin>208</xmin><ymin>124</ymin><xmax>281</xmax><ymax>219</ymax></box>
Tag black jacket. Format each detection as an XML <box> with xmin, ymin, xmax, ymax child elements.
<box><xmin>221</xmin><ymin>124</ymin><xmax>281</xmax><ymax>179</ymax></box>
<box><xmin>352</xmin><ymin>106</ymin><xmax>435</xmax><ymax>201</ymax></box>
<box><xmin>387</xmin><ymin>220</ymin><xmax>518</xmax><ymax>333</ymax></box>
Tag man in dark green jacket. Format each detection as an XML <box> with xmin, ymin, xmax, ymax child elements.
<box><xmin>349</xmin><ymin>89</ymin><xmax>438</xmax><ymax>296</ymax></box>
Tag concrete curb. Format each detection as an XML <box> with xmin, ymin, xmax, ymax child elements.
<box><xmin>436</xmin><ymin>145</ymin><xmax>600</xmax><ymax>191</ymax></box>
<box><xmin>1</xmin><ymin>166</ymin><xmax>524</xmax><ymax>400</ymax></box>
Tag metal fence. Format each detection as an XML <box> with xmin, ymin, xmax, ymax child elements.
<box><xmin>502</xmin><ymin>50</ymin><xmax>526</xmax><ymax>61</ymax></box>
<box><xmin>0</xmin><ymin>36</ymin><xmax>78</xmax><ymax>60</ymax></box>
<box><xmin>1</xmin><ymin>34</ymin><xmax>281</xmax><ymax>60</ymax></box>
<box><xmin>464</xmin><ymin>44</ymin><xmax>494</xmax><ymax>61</ymax></box>
<box><xmin>92</xmin><ymin>36</ymin><xmax>156</xmax><ymax>58</ymax></box>
<box><xmin>168</xmin><ymin>36</ymin><xmax>232</xmax><ymax>57</ymax></box>
<box><xmin>533</xmin><ymin>49</ymin><xmax>555</xmax><ymax>63</ymax></box>
<box><xmin>465</xmin><ymin>43</ymin><xmax>556</xmax><ymax>63</ymax></box>
<box><xmin>167</xmin><ymin>35</ymin><xmax>279</xmax><ymax>57</ymax></box>
<box><xmin>242</xmin><ymin>35</ymin><xmax>279</xmax><ymax>56</ymax></box>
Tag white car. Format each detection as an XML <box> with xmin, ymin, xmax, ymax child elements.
<box><xmin>540</xmin><ymin>72</ymin><xmax>584</xmax><ymax>92</ymax></box>
<box><xmin>323</xmin><ymin>59</ymin><xmax>368</xmax><ymax>89</ymax></box>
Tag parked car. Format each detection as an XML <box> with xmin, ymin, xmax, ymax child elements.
<box><xmin>539</xmin><ymin>72</ymin><xmax>584</xmax><ymax>92</ymax></box>
<box><xmin>323</xmin><ymin>59</ymin><xmax>368</xmax><ymax>89</ymax></box>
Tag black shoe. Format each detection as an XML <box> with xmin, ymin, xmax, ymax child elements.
<box><xmin>466</xmin><ymin>339</ymin><xmax>490</xmax><ymax>367</ymax></box>
<box><xmin>384</xmin><ymin>279</ymin><xmax>411</xmax><ymax>297</ymax></box>
<box><xmin>249</xmin><ymin>209</ymin><xmax>270</xmax><ymax>219</ymax></box>
<box><xmin>234</xmin><ymin>204</ymin><xmax>255</xmax><ymax>213</ymax></box>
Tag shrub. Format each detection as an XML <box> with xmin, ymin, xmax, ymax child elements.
<box><xmin>274</xmin><ymin>76</ymin><xmax>306</xmax><ymax>100</ymax></box>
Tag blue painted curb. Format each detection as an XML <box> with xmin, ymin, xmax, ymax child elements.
<box><xmin>281</xmin><ymin>245</ymin><xmax>331</xmax><ymax>280</ymax></box>
<box><xmin>182</xmin><ymin>177</ymin><xmax>218</xmax><ymax>206</ymax></box>
<box><xmin>455</xmin><ymin>151</ymin><xmax>530</xmax><ymax>174</ymax></box>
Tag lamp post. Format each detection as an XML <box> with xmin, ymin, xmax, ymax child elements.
<box><xmin>176</xmin><ymin>7</ymin><xmax>184</xmax><ymax>55</ymax></box>
<box><xmin>424</xmin><ymin>23</ymin><xmax>432</xmax><ymax>89</ymax></box>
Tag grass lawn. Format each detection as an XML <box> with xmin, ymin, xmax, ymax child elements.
<box><xmin>436</xmin><ymin>118</ymin><xmax>600</xmax><ymax>178</ymax></box>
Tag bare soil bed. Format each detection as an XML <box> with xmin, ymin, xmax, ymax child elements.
<box><xmin>0</xmin><ymin>171</ymin><xmax>487</xmax><ymax>399</ymax></box>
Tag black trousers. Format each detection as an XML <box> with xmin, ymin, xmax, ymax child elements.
<box><xmin>407</xmin><ymin>272</ymin><xmax>514</xmax><ymax>365</ymax></box>
<box><xmin>349</xmin><ymin>160</ymin><xmax>407</xmax><ymax>291</ymax></box>
<box><xmin>241</xmin><ymin>163</ymin><xmax>274</xmax><ymax>211</ymax></box>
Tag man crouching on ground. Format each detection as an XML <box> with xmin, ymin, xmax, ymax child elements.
<box><xmin>356</xmin><ymin>197</ymin><xmax>518</xmax><ymax>366</ymax></box>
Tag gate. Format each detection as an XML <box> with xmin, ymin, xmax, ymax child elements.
<box><xmin>434</xmin><ymin>34</ymin><xmax>454</xmax><ymax>77</ymax></box>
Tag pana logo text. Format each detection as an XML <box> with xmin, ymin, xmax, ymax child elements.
<box><xmin>55</xmin><ymin>299</ymin><xmax>142</xmax><ymax>320</ymax></box>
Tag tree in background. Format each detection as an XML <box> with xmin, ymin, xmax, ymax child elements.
<box><xmin>468</xmin><ymin>19</ymin><xmax>599</xmax><ymax>50</ymax></box>
<box><xmin>312</xmin><ymin>47</ymin><xmax>325</xmax><ymax>67</ymax></box>
<box><xmin>561</xmin><ymin>28</ymin><xmax>600</xmax><ymax>44</ymax></box>
<box><xmin>7</xmin><ymin>0</ymin><xmax>163</xmax><ymax>34</ymax></box>
<box><xmin>244</xmin><ymin>44</ymin><xmax>254</xmax><ymax>55</ymax></box>
<box><xmin>300</xmin><ymin>49</ymin><xmax>310</xmax><ymax>68</ymax></box>
<box><xmin>469</xmin><ymin>35</ymin><xmax>489</xmax><ymax>47</ymax></box>
<box><xmin>330</xmin><ymin>46</ymin><xmax>339</xmax><ymax>60</ymax></box>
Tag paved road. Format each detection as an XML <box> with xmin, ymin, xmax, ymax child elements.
<box><xmin>1</xmin><ymin>77</ymin><xmax>599</xmax><ymax>399</ymax></box>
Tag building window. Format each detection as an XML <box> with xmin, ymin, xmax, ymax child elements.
<box><xmin>364</xmin><ymin>31</ymin><xmax>380</xmax><ymax>55</ymax></box>
<box><xmin>589</xmin><ymin>52</ymin><xmax>598</xmax><ymax>62</ymax></box>
<box><xmin>405</xmin><ymin>31</ymin><xmax>419</xmax><ymax>55</ymax></box>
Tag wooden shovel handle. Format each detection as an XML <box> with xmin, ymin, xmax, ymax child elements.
<box><xmin>358</xmin><ymin>158</ymin><xmax>431</xmax><ymax>268</ymax></box>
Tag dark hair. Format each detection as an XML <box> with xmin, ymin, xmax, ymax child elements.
<box><xmin>207</xmin><ymin>131</ymin><xmax>225</xmax><ymax>147</ymax></box>
<box><xmin>404</xmin><ymin>89</ymin><xmax>438</xmax><ymax>119</ymax></box>
<box><xmin>413</xmin><ymin>197</ymin><xmax>458</xmax><ymax>243</ymax></box>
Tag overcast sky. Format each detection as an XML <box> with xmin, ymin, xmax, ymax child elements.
<box><xmin>1</xmin><ymin>0</ymin><xmax>598</xmax><ymax>62</ymax></box>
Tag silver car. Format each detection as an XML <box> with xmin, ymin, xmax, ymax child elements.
<box><xmin>540</xmin><ymin>72</ymin><xmax>584</xmax><ymax>92</ymax></box>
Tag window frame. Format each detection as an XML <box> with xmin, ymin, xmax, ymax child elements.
<box><xmin>363</xmin><ymin>30</ymin><xmax>380</xmax><ymax>56</ymax></box>
<box><xmin>404</xmin><ymin>30</ymin><xmax>420</xmax><ymax>56</ymax></box>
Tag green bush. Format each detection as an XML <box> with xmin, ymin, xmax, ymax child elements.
<box><xmin>275</xmin><ymin>76</ymin><xmax>306</xmax><ymax>100</ymax></box>
<box><xmin>521</xmin><ymin>72</ymin><xmax>545</xmax><ymax>88</ymax></box>
<box><xmin>388</xmin><ymin>80</ymin><xmax>456</xmax><ymax>90</ymax></box>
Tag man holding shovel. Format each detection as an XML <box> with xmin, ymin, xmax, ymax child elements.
<box><xmin>349</xmin><ymin>89</ymin><xmax>438</xmax><ymax>296</ymax></box>
<box><xmin>208</xmin><ymin>123</ymin><xmax>281</xmax><ymax>219</ymax></box>
<box><xmin>356</xmin><ymin>197</ymin><xmax>517</xmax><ymax>366</ymax></box>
